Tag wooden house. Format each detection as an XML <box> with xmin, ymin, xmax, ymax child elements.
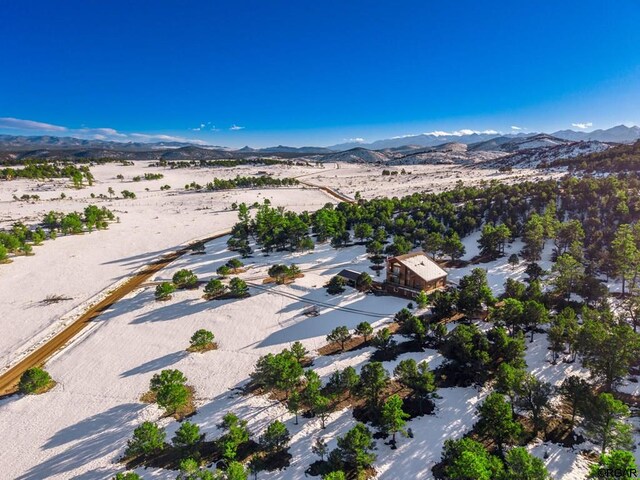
<box><xmin>385</xmin><ymin>251</ymin><xmax>447</xmax><ymax>299</ymax></box>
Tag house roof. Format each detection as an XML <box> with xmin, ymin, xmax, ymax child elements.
<box><xmin>391</xmin><ymin>251</ymin><xmax>447</xmax><ymax>282</ymax></box>
<box><xmin>337</xmin><ymin>269</ymin><xmax>361</xmax><ymax>282</ymax></box>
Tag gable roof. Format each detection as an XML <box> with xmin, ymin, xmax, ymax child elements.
<box><xmin>337</xmin><ymin>269</ymin><xmax>361</xmax><ymax>282</ymax></box>
<box><xmin>391</xmin><ymin>251</ymin><xmax>447</xmax><ymax>282</ymax></box>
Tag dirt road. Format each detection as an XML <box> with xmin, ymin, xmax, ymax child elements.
<box><xmin>0</xmin><ymin>231</ymin><xmax>230</xmax><ymax>396</ymax></box>
<box><xmin>0</xmin><ymin>184</ymin><xmax>350</xmax><ymax>396</ymax></box>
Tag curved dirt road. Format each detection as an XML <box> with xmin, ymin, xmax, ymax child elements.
<box><xmin>0</xmin><ymin>231</ymin><xmax>230</xmax><ymax>395</ymax></box>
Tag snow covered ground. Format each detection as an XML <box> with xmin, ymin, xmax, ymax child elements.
<box><xmin>0</xmin><ymin>162</ymin><xmax>633</xmax><ymax>479</ymax></box>
<box><xmin>0</xmin><ymin>162</ymin><xmax>334</xmax><ymax>371</ymax></box>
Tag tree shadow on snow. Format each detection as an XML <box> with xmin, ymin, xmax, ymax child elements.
<box><xmin>17</xmin><ymin>403</ymin><xmax>144</xmax><ymax>480</ymax></box>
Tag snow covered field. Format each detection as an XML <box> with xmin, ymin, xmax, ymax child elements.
<box><xmin>0</xmin><ymin>160</ymin><xmax>629</xmax><ymax>480</ymax></box>
<box><xmin>0</xmin><ymin>162</ymin><xmax>334</xmax><ymax>371</ymax></box>
<box><xmin>2</xmin><ymin>224</ymin><xmax>636</xmax><ymax>479</ymax></box>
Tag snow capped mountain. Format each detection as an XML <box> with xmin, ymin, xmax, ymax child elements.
<box><xmin>487</xmin><ymin>140</ymin><xmax>611</xmax><ymax>168</ymax></box>
<box><xmin>320</xmin><ymin>147</ymin><xmax>392</xmax><ymax>164</ymax></box>
<box><xmin>328</xmin><ymin>131</ymin><xmax>520</xmax><ymax>151</ymax></box>
<box><xmin>552</xmin><ymin>125</ymin><xmax>640</xmax><ymax>143</ymax></box>
<box><xmin>470</xmin><ymin>134</ymin><xmax>569</xmax><ymax>152</ymax></box>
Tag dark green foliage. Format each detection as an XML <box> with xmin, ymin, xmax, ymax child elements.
<box><xmin>157</xmin><ymin>383</ymin><xmax>190</xmax><ymax>414</ymax></box>
<box><xmin>172</xmin><ymin>421</ymin><xmax>203</xmax><ymax>448</ymax></box>
<box><xmin>228</xmin><ymin>277</ymin><xmax>249</xmax><ymax>297</ymax></box>
<box><xmin>189</xmin><ymin>329</ymin><xmax>215</xmax><ymax>350</ymax></box>
<box><xmin>205</xmin><ymin>175</ymin><xmax>299</xmax><ymax>191</ymax></box>
<box><xmin>440</xmin><ymin>437</ymin><xmax>504</xmax><ymax>480</ymax></box>
<box><xmin>371</xmin><ymin>327</ymin><xmax>397</xmax><ymax>353</ymax></box>
<box><xmin>582</xmin><ymin>393</ymin><xmax>633</xmax><ymax>453</ymax></box>
<box><xmin>150</xmin><ymin>369</ymin><xmax>187</xmax><ymax>392</ymax></box>
<box><xmin>216</xmin><ymin>413</ymin><xmax>250</xmax><ymax>462</ymax></box>
<box><xmin>577</xmin><ymin>314</ymin><xmax>640</xmax><ymax>391</ymax></box>
<box><xmin>559</xmin><ymin>375</ymin><xmax>591</xmax><ymax>426</ymax></box>
<box><xmin>380</xmin><ymin>394</ymin><xmax>410</xmax><ymax>443</ymax></box>
<box><xmin>456</xmin><ymin>268</ymin><xmax>495</xmax><ymax>317</ymax></box>
<box><xmin>155</xmin><ymin>282</ymin><xmax>175</xmax><ymax>300</ymax></box>
<box><xmin>251</xmin><ymin>348</ymin><xmax>303</xmax><ymax>394</ymax></box>
<box><xmin>354</xmin><ymin>362</ymin><xmax>389</xmax><ymax>408</ymax></box>
<box><xmin>589</xmin><ymin>450</ymin><xmax>638</xmax><ymax>480</ymax></box>
<box><xmin>125</xmin><ymin>422</ymin><xmax>166</xmax><ymax>457</ymax></box>
<box><xmin>478</xmin><ymin>223</ymin><xmax>511</xmax><ymax>258</ymax></box>
<box><xmin>113</xmin><ymin>473</ymin><xmax>142</xmax><ymax>480</ymax></box>
<box><xmin>475</xmin><ymin>393</ymin><xmax>521</xmax><ymax>454</ymax></box>
<box><xmin>354</xmin><ymin>321</ymin><xmax>373</xmax><ymax>342</ymax></box>
<box><xmin>203</xmin><ymin>279</ymin><xmax>226</xmax><ymax>299</ymax></box>
<box><xmin>503</xmin><ymin>447</ymin><xmax>551</xmax><ymax>480</ymax></box>
<box><xmin>172</xmin><ymin>269</ymin><xmax>199</xmax><ymax>289</ymax></box>
<box><xmin>441</xmin><ymin>324</ymin><xmax>490</xmax><ymax>381</ymax></box>
<box><xmin>326</xmin><ymin>326</ymin><xmax>352</xmax><ymax>351</ymax></box>
<box><xmin>326</xmin><ymin>275</ymin><xmax>346</xmax><ymax>294</ymax></box>
<box><xmin>18</xmin><ymin>367</ymin><xmax>53</xmax><ymax>394</ymax></box>
<box><xmin>259</xmin><ymin>420</ymin><xmax>290</xmax><ymax>453</ymax></box>
<box><xmin>329</xmin><ymin>423</ymin><xmax>376</xmax><ymax>474</ymax></box>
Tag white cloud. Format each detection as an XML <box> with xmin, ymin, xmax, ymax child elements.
<box><xmin>571</xmin><ymin>122</ymin><xmax>593</xmax><ymax>129</ymax></box>
<box><xmin>192</xmin><ymin>123</ymin><xmax>206</xmax><ymax>131</ymax></box>
<box><xmin>0</xmin><ymin>117</ymin><xmax>68</xmax><ymax>132</ymax></box>
<box><xmin>129</xmin><ymin>133</ymin><xmax>207</xmax><ymax>144</ymax></box>
<box><xmin>229</xmin><ymin>124</ymin><xmax>245</xmax><ymax>131</ymax></box>
<box><xmin>0</xmin><ymin>117</ymin><xmax>206</xmax><ymax>144</ymax></box>
<box><xmin>425</xmin><ymin>129</ymin><xmax>499</xmax><ymax>137</ymax></box>
<box><xmin>511</xmin><ymin>125</ymin><xmax>522</xmax><ymax>131</ymax></box>
<box><xmin>343</xmin><ymin>137</ymin><xmax>365</xmax><ymax>143</ymax></box>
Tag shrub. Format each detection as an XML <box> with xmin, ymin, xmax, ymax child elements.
<box><xmin>229</xmin><ymin>277</ymin><xmax>249</xmax><ymax>297</ymax></box>
<box><xmin>125</xmin><ymin>421</ymin><xmax>166</xmax><ymax>457</ymax></box>
<box><xmin>259</xmin><ymin>420</ymin><xmax>290</xmax><ymax>453</ymax></box>
<box><xmin>326</xmin><ymin>276</ymin><xmax>346</xmax><ymax>295</ymax></box>
<box><xmin>189</xmin><ymin>329</ymin><xmax>216</xmax><ymax>351</ymax></box>
<box><xmin>172</xmin><ymin>269</ymin><xmax>199</xmax><ymax>289</ymax></box>
<box><xmin>203</xmin><ymin>278</ymin><xmax>226</xmax><ymax>299</ymax></box>
<box><xmin>155</xmin><ymin>282</ymin><xmax>175</xmax><ymax>301</ymax></box>
<box><xmin>18</xmin><ymin>367</ymin><xmax>53</xmax><ymax>394</ymax></box>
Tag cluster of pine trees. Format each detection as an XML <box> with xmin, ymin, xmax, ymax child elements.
<box><xmin>0</xmin><ymin>205</ymin><xmax>115</xmax><ymax>262</ymax></box>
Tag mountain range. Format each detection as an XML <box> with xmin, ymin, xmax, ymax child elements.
<box><xmin>327</xmin><ymin>125</ymin><xmax>640</xmax><ymax>150</ymax></box>
<box><xmin>1</xmin><ymin>125</ymin><xmax>638</xmax><ymax>154</ymax></box>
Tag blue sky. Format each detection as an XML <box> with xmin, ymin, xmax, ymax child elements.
<box><xmin>1</xmin><ymin>1</ymin><xmax>639</xmax><ymax>148</ymax></box>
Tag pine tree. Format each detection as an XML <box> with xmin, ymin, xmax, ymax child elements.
<box><xmin>380</xmin><ymin>394</ymin><xmax>410</xmax><ymax>444</ymax></box>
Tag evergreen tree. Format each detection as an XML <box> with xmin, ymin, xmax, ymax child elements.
<box><xmin>326</xmin><ymin>326</ymin><xmax>352</xmax><ymax>351</ymax></box>
<box><xmin>355</xmin><ymin>362</ymin><xmax>389</xmax><ymax>408</ymax></box>
<box><xmin>172</xmin><ymin>421</ymin><xmax>203</xmax><ymax>448</ymax></box>
<box><xmin>589</xmin><ymin>450</ymin><xmax>638</xmax><ymax>480</ymax></box>
<box><xmin>125</xmin><ymin>422</ymin><xmax>166</xmax><ymax>457</ymax></box>
<box><xmin>18</xmin><ymin>367</ymin><xmax>53</xmax><ymax>394</ymax></box>
<box><xmin>155</xmin><ymin>282</ymin><xmax>176</xmax><ymax>301</ymax></box>
<box><xmin>259</xmin><ymin>420</ymin><xmax>290</xmax><ymax>453</ymax></box>
<box><xmin>355</xmin><ymin>321</ymin><xmax>373</xmax><ymax>342</ymax></box>
<box><xmin>582</xmin><ymin>393</ymin><xmax>634</xmax><ymax>453</ymax></box>
<box><xmin>189</xmin><ymin>329</ymin><xmax>215</xmax><ymax>351</ymax></box>
<box><xmin>503</xmin><ymin>447</ymin><xmax>551</xmax><ymax>480</ymax></box>
<box><xmin>331</xmin><ymin>423</ymin><xmax>376</xmax><ymax>473</ymax></box>
<box><xmin>475</xmin><ymin>393</ymin><xmax>521</xmax><ymax>455</ymax></box>
<box><xmin>380</xmin><ymin>394</ymin><xmax>410</xmax><ymax>444</ymax></box>
<box><xmin>457</xmin><ymin>268</ymin><xmax>495</xmax><ymax>317</ymax></box>
<box><xmin>441</xmin><ymin>437</ymin><xmax>504</xmax><ymax>480</ymax></box>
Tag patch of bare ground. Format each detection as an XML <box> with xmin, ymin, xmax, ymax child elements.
<box><xmin>317</xmin><ymin>322</ymin><xmax>401</xmax><ymax>356</ymax></box>
<box><xmin>31</xmin><ymin>380</ymin><xmax>57</xmax><ymax>395</ymax></box>
<box><xmin>186</xmin><ymin>342</ymin><xmax>218</xmax><ymax>353</ymax></box>
<box><xmin>140</xmin><ymin>385</ymin><xmax>197</xmax><ymax>421</ymax></box>
<box><xmin>261</xmin><ymin>273</ymin><xmax>305</xmax><ymax>285</ymax></box>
